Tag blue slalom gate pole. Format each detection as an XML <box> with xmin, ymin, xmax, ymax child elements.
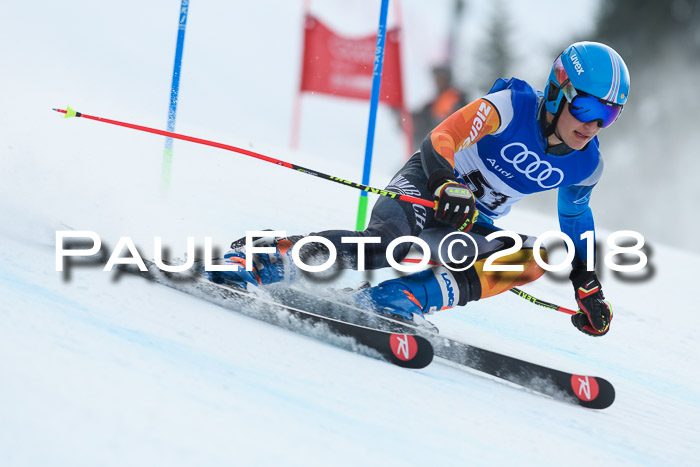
<box><xmin>162</xmin><ymin>0</ymin><xmax>190</xmax><ymax>191</ymax></box>
<box><xmin>355</xmin><ymin>0</ymin><xmax>389</xmax><ymax>230</ymax></box>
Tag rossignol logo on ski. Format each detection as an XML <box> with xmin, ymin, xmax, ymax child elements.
<box><xmin>570</xmin><ymin>375</ymin><xmax>600</xmax><ymax>402</ymax></box>
<box><xmin>389</xmin><ymin>334</ymin><xmax>418</xmax><ymax>361</ymax></box>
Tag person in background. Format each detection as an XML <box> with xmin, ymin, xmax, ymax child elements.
<box><xmin>411</xmin><ymin>65</ymin><xmax>468</xmax><ymax>150</ymax></box>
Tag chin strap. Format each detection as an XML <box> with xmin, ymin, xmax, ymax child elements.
<box><xmin>540</xmin><ymin>102</ymin><xmax>560</xmax><ymax>139</ymax></box>
<box><xmin>539</xmin><ymin>100</ymin><xmax>578</xmax><ymax>155</ymax></box>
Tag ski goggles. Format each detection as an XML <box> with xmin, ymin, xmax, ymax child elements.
<box><xmin>553</xmin><ymin>56</ymin><xmax>623</xmax><ymax>128</ymax></box>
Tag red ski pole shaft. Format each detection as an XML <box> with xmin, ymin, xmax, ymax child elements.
<box><xmin>510</xmin><ymin>287</ymin><xmax>578</xmax><ymax>315</ymax></box>
<box><xmin>53</xmin><ymin>107</ymin><xmax>437</xmax><ymax>210</ymax></box>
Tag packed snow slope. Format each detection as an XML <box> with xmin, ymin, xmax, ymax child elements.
<box><xmin>3</xmin><ymin>177</ymin><xmax>700</xmax><ymax>467</ymax></box>
<box><xmin>2</xmin><ymin>1</ymin><xmax>700</xmax><ymax>466</ymax></box>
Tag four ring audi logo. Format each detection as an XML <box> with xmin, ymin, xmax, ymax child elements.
<box><xmin>500</xmin><ymin>142</ymin><xmax>564</xmax><ymax>189</ymax></box>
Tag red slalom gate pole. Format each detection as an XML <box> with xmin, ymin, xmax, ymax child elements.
<box><xmin>53</xmin><ymin>106</ymin><xmax>437</xmax><ymax>210</ymax></box>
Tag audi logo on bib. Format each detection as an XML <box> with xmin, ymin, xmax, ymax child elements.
<box><xmin>500</xmin><ymin>142</ymin><xmax>564</xmax><ymax>189</ymax></box>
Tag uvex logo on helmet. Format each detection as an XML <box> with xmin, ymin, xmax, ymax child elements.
<box><xmin>570</xmin><ymin>52</ymin><xmax>584</xmax><ymax>75</ymax></box>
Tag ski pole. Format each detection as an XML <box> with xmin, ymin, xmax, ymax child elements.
<box><xmin>53</xmin><ymin>107</ymin><xmax>438</xmax><ymax>210</ymax></box>
<box><xmin>509</xmin><ymin>287</ymin><xmax>577</xmax><ymax>315</ymax></box>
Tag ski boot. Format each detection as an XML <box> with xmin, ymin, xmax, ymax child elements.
<box><xmin>354</xmin><ymin>267</ymin><xmax>463</xmax><ymax>331</ymax></box>
<box><xmin>204</xmin><ymin>236</ymin><xmax>298</xmax><ymax>289</ymax></box>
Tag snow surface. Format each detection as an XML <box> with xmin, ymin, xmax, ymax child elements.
<box><xmin>2</xmin><ymin>1</ymin><xmax>700</xmax><ymax>466</ymax></box>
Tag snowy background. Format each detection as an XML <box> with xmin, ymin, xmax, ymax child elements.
<box><xmin>2</xmin><ymin>1</ymin><xmax>699</xmax><ymax>466</ymax></box>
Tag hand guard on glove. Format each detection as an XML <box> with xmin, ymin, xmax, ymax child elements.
<box><xmin>570</xmin><ymin>268</ymin><xmax>613</xmax><ymax>336</ymax></box>
<box><xmin>433</xmin><ymin>181</ymin><xmax>478</xmax><ymax>232</ymax></box>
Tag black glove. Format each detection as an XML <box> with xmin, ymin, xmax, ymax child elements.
<box><xmin>433</xmin><ymin>181</ymin><xmax>478</xmax><ymax>231</ymax></box>
<box><xmin>570</xmin><ymin>268</ymin><xmax>612</xmax><ymax>336</ymax></box>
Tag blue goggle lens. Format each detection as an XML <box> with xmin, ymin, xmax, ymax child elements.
<box><xmin>568</xmin><ymin>93</ymin><xmax>623</xmax><ymax>128</ymax></box>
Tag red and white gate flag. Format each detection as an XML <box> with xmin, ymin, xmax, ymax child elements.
<box><xmin>299</xmin><ymin>14</ymin><xmax>405</xmax><ymax>109</ymax></box>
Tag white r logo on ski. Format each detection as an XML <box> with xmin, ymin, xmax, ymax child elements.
<box><xmin>570</xmin><ymin>374</ymin><xmax>601</xmax><ymax>402</ymax></box>
<box><xmin>396</xmin><ymin>335</ymin><xmax>410</xmax><ymax>359</ymax></box>
<box><xmin>577</xmin><ymin>376</ymin><xmax>591</xmax><ymax>400</ymax></box>
<box><xmin>390</xmin><ymin>334</ymin><xmax>418</xmax><ymax>361</ymax></box>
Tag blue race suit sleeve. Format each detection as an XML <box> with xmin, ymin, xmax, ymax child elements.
<box><xmin>558</xmin><ymin>183</ymin><xmax>596</xmax><ymax>265</ymax></box>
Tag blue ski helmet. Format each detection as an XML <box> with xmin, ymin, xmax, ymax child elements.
<box><xmin>544</xmin><ymin>42</ymin><xmax>630</xmax><ymax>128</ymax></box>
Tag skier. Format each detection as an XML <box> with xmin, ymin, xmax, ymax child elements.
<box><xmin>212</xmin><ymin>41</ymin><xmax>629</xmax><ymax>337</ymax></box>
